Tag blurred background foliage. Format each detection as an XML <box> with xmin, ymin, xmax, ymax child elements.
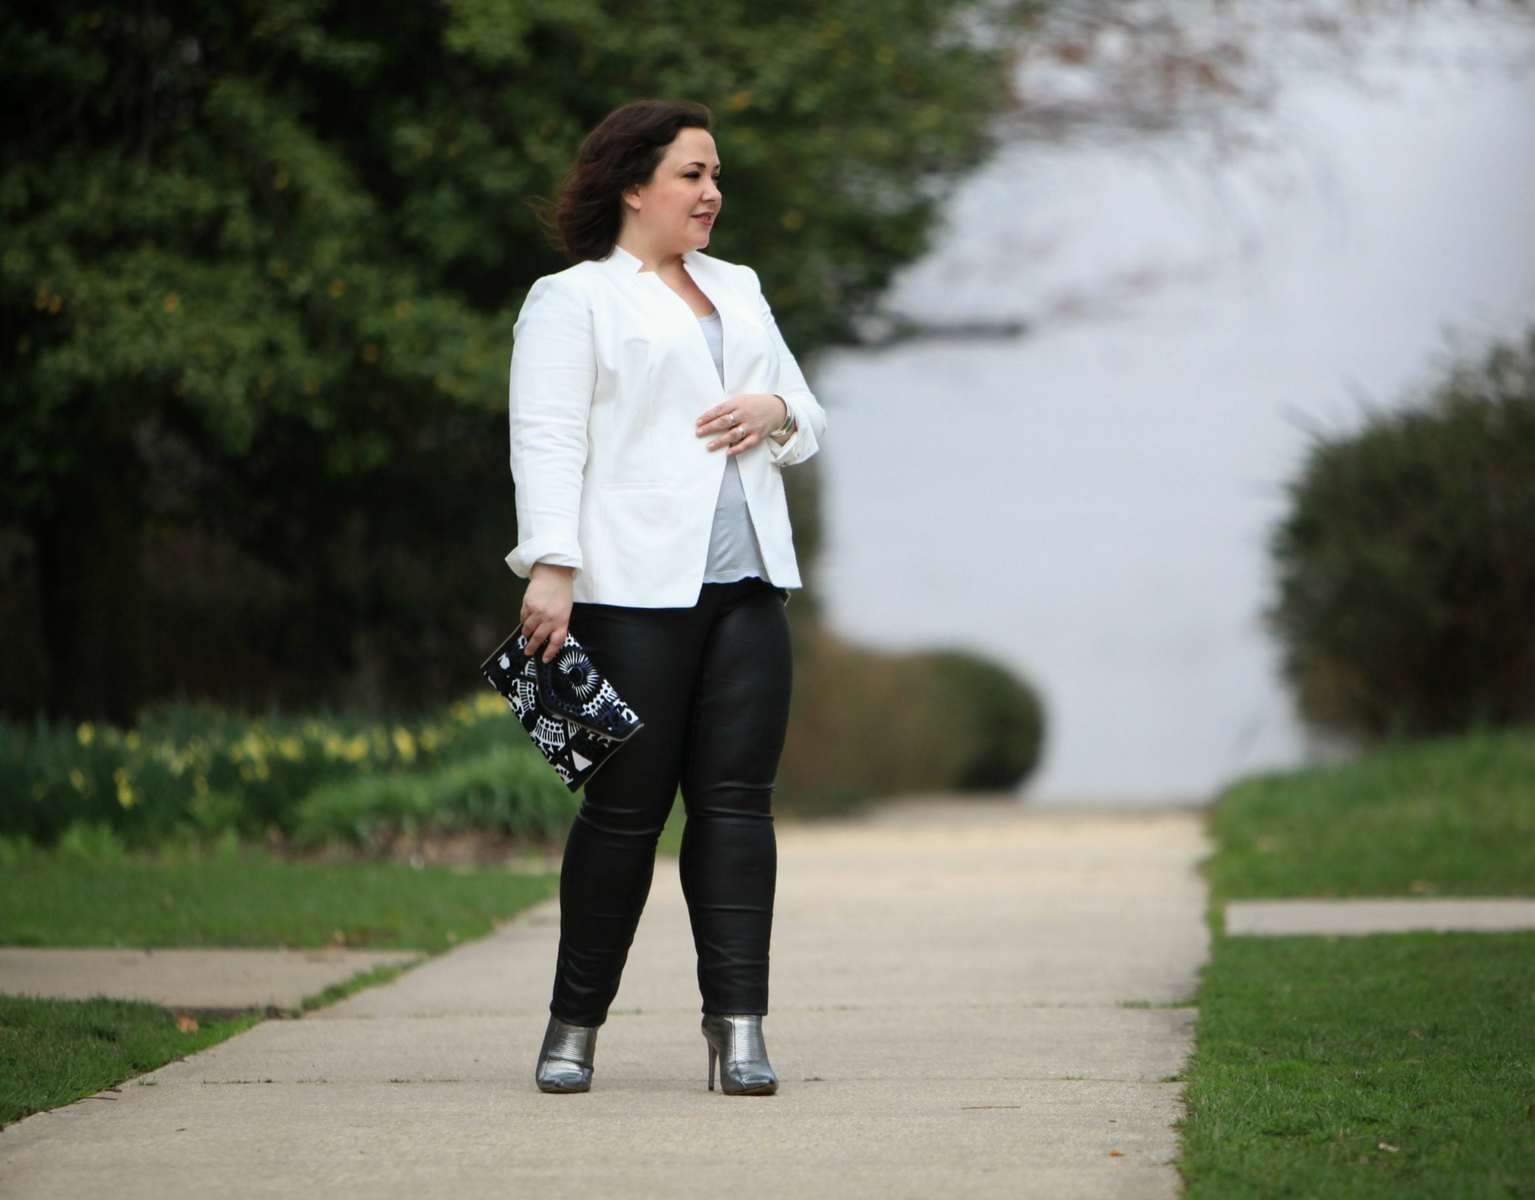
<box><xmin>1</xmin><ymin>0</ymin><xmax>1047</xmax><ymax>840</ymax></box>
<box><xmin>1266</xmin><ymin>326</ymin><xmax>1535</xmax><ymax>744</ymax></box>
<box><xmin>0</xmin><ymin>640</ymin><xmax>1044</xmax><ymax>855</ymax></box>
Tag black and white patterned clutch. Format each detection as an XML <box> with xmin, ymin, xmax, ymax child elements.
<box><xmin>479</xmin><ymin>627</ymin><xmax>644</xmax><ymax>793</ymax></box>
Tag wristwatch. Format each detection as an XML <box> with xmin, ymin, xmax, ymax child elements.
<box><xmin>770</xmin><ymin>394</ymin><xmax>795</xmax><ymax>437</ymax></box>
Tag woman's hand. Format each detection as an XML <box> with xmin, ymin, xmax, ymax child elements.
<box><xmin>695</xmin><ymin>393</ymin><xmax>791</xmax><ymax>456</ymax></box>
<box><xmin>522</xmin><ymin>563</ymin><xmax>575</xmax><ymax>663</ymax></box>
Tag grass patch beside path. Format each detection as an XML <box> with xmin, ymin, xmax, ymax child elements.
<box><xmin>1179</xmin><ymin>727</ymin><xmax>1535</xmax><ymax>1198</ymax></box>
<box><xmin>1206</xmin><ymin>727</ymin><xmax>1535</xmax><ymax>901</ymax></box>
<box><xmin>1180</xmin><ymin>932</ymin><xmax>1535</xmax><ymax>1197</ymax></box>
<box><xmin>0</xmin><ymin>839</ymin><xmax>560</xmax><ymax>1128</ymax></box>
<box><xmin>0</xmin><ymin>841</ymin><xmax>559</xmax><ymax>952</ymax></box>
<box><xmin>0</xmin><ymin>996</ymin><xmax>267</xmax><ymax>1128</ymax></box>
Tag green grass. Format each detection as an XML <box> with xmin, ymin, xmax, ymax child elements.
<box><xmin>0</xmin><ymin>841</ymin><xmax>559</xmax><ymax>952</ymax></box>
<box><xmin>1206</xmin><ymin>726</ymin><xmax>1535</xmax><ymax>900</ymax></box>
<box><xmin>1180</xmin><ymin>932</ymin><xmax>1535</xmax><ymax>1196</ymax></box>
<box><xmin>1180</xmin><ymin>726</ymin><xmax>1535</xmax><ymax>1197</ymax></box>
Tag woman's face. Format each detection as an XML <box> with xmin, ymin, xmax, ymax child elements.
<box><xmin>623</xmin><ymin>126</ymin><xmax>722</xmax><ymax>253</ymax></box>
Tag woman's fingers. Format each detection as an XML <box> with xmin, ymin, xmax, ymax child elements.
<box><xmin>522</xmin><ymin>615</ymin><xmax>550</xmax><ymax>657</ymax></box>
<box><xmin>697</xmin><ymin>395</ymin><xmax>776</xmax><ymax>449</ymax></box>
<box><xmin>708</xmin><ymin>422</ymin><xmax>760</xmax><ymax>452</ymax></box>
<box><xmin>522</xmin><ymin>616</ymin><xmax>567</xmax><ymax>662</ymax></box>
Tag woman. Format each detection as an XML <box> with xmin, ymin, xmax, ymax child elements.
<box><xmin>505</xmin><ymin>98</ymin><xmax>828</xmax><ymax>1096</ymax></box>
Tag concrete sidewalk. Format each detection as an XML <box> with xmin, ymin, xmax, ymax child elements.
<box><xmin>0</xmin><ymin>947</ymin><xmax>424</xmax><ymax>1013</ymax></box>
<box><xmin>0</xmin><ymin>796</ymin><xmax>1211</xmax><ymax>1199</ymax></box>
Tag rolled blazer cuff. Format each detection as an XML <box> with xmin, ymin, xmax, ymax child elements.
<box><xmin>749</xmin><ymin>267</ymin><xmax>827</xmax><ymax>469</ymax></box>
<box><xmin>766</xmin><ymin>389</ymin><xmax>819</xmax><ymax>467</ymax></box>
<box><xmin>504</xmin><ymin>536</ymin><xmax>582</xmax><ymax>579</ymax></box>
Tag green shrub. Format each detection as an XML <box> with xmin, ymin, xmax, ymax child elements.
<box><xmin>0</xmin><ymin>834</ymin><xmax>40</xmax><ymax>869</ymax></box>
<box><xmin>923</xmin><ymin>648</ymin><xmax>1046</xmax><ymax>791</ymax></box>
<box><xmin>3</xmin><ymin>641</ymin><xmax>1047</xmax><ymax>847</ymax></box>
<box><xmin>52</xmin><ymin>820</ymin><xmax>129</xmax><ymax>864</ymax></box>
<box><xmin>0</xmin><ymin>689</ymin><xmax>548</xmax><ymax>848</ymax></box>
<box><xmin>291</xmin><ymin>744</ymin><xmax>576</xmax><ymax>852</ymax></box>
<box><xmin>1265</xmin><ymin>327</ymin><xmax>1535</xmax><ymax>740</ymax></box>
<box><xmin>777</xmin><ymin>628</ymin><xmax>1045</xmax><ymax>813</ymax></box>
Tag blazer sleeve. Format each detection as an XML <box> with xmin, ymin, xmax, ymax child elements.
<box><xmin>503</xmin><ymin>275</ymin><xmax>595</xmax><ymax>578</ymax></box>
<box><xmin>746</xmin><ymin>265</ymin><xmax>828</xmax><ymax>469</ymax></box>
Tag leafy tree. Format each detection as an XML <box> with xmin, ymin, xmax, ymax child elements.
<box><xmin>2</xmin><ymin>0</ymin><xmax>1037</xmax><ymax>723</ymax></box>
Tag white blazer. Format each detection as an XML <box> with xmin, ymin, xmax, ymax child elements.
<box><xmin>504</xmin><ymin>241</ymin><xmax>828</xmax><ymax>607</ymax></box>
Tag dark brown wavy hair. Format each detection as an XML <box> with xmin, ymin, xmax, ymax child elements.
<box><xmin>530</xmin><ymin>99</ymin><xmax>715</xmax><ymax>264</ymax></box>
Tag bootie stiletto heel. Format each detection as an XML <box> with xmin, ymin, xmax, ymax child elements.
<box><xmin>701</xmin><ymin>1013</ymin><xmax>779</xmax><ymax>1095</ymax></box>
<box><xmin>535</xmin><ymin>1014</ymin><xmax>599</xmax><ymax>1093</ymax></box>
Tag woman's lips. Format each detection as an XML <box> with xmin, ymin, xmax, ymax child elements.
<box><xmin>693</xmin><ymin>214</ymin><xmax>715</xmax><ymax>225</ymax></box>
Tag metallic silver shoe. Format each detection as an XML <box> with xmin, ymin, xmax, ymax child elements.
<box><xmin>701</xmin><ymin>1013</ymin><xmax>779</xmax><ymax>1095</ymax></box>
<box><xmin>535</xmin><ymin>1014</ymin><xmax>599</xmax><ymax>1093</ymax></box>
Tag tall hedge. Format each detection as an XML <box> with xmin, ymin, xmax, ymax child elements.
<box><xmin>1264</xmin><ymin>327</ymin><xmax>1535</xmax><ymax>741</ymax></box>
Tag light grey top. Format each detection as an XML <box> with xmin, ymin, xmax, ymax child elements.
<box><xmin>696</xmin><ymin>309</ymin><xmax>772</xmax><ymax>585</ymax></box>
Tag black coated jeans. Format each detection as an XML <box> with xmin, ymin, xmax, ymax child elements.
<box><xmin>548</xmin><ymin>574</ymin><xmax>793</xmax><ymax>1027</ymax></box>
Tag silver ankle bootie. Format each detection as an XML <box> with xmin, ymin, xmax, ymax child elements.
<box><xmin>535</xmin><ymin>1014</ymin><xmax>599</xmax><ymax>1093</ymax></box>
<box><xmin>701</xmin><ymin>1013</ymin><xmax>779</xmax><ymax>1095</ymax></box>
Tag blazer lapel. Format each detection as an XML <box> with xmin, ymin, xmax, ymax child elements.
<box><xmin>596</xmin><ymin>244</ymin><xmax>735</xmax><ymax>396</ymax></box>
